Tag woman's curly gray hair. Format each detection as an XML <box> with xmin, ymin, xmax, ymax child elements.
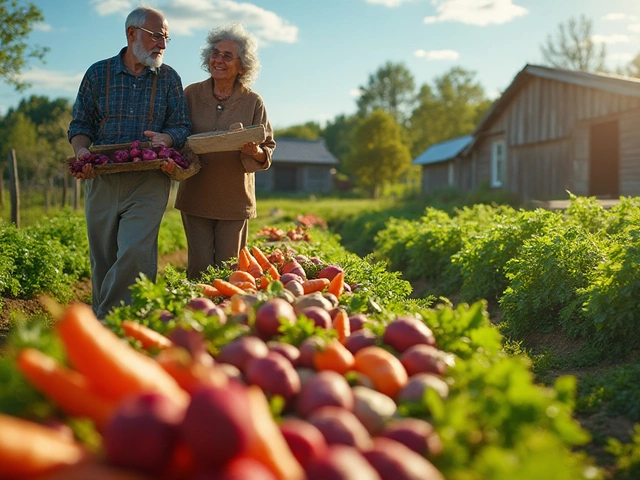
<box><xmin>200</xmin><ymin>23</ymin><xmax>261</xmax><ymax>87</ymax></box>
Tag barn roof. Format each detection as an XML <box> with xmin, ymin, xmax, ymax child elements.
<box><xmin>471</xmin><ymin>64</ymin><xmax>640</xmax><ymax>140</ymax></box>
<box><xmin>272</xmin><ymin>138</ymin><xmax>339</xmax><ymax>165</ymax></box>
<box><xmin>412</xmin><ymin>135</ymin><xmax>473</xmax><ymax>166</ymax></box>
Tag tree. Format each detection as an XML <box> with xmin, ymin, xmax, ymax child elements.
<box><xmin>409</xmin><ymin>67</ymin><xmax>492</xmax><ymax>157</ymax></box>
<box><xmin>0</xmin><ymin>0</ymin><xmax>49</xmax><ymax>91</ymax></box>
<box><xmin>540</xmin><ymin>15</ymin><xmax>606</xmax><ymax>72</ymax></box>
<box><xmin>322</xmin><ymin>114</ymin><xmax>359</xmax><ymax>167</ymax></box>
<box><xmin>356</xmin><ymin>62</ymin><xmax>416</xmax><ymax>126</ymax></box>
<box><xmin>619</xmin><ymin>53</ymin><xmax>640</xmax><ymax>78</ymax></box>
<box><xmin>344</xmin><ymin>109</ymin><xmax>412</xmax><ymax>198</ymax></box>
<box><xmin>274</xmin><ymin>121</ymin><xmax>321</xmax><ymax>140</ymax></box>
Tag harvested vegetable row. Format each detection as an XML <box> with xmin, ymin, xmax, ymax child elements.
<box><xmin>55</xmin><ymin>302</ymin><xmax>189</xmax><ymax>407</ymax></box>
<box><xmin>0</xmin><ymin>413</ymin><xmax>91</xmax><ymax>480</ymax></box>
<box><xmin>301</xmin><ymin>278</ymin><xmax>330</xmax><ymax>294</ymax></box>
<box><xmin>121</xmin><ymin>320</ymin><xmax>173</xmax><ymax>351</ymax></box>
<box><xmin>17</xmin><ymin>348</ymin><xmax>117</xmax><ymax>430</ymax></box>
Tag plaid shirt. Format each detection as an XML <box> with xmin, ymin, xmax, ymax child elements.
<box><xmin>68</xmin><ymin>47</ymin><xmax>191</xmax><ymax>148</ymax></box>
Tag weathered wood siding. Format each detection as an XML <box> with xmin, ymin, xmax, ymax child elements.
<box><xmin>619</xmin><ymin>110</ymin><xmax>640</xmax><ymax>196</ymax></box>
<box><xmin>255</xmin><ymin>164</ymin><xmax>334</xmax><ymax>193</ymax></box>
<box><xmin>421</xmin><ymin>163</ymin><xmax>450</xmax><ymax>193</ymax></box>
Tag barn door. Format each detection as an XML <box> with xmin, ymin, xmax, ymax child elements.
<box><xmin>589</xmin><ymin>120</ymin><xmax>619</xmax><ymax>197</ymax></box>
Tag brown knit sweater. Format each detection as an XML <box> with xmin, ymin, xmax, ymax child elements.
<box><xmin>175</xmin><ymin>77</ymin><xmax>275</xmax><ymax>220</ymax></box>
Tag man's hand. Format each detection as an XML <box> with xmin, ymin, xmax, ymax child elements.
<box><xmin>144</xmin><ymin>130</ymin><xmax>173</xmax><ymax>148</ymax></box>
<box><xmin>160</xmin><ymin>158</ymin><xmax>177</xmax><ymax>175</ymax></box>
<box><xmin>76</xmin><ymin>147</ymin><xmax>91</xmax><ymax>160</ymax></box>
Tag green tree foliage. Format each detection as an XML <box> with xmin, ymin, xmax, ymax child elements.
<box><xmin>274</xmin><ymin>121</ymin><xmax>321</xmax><ymax>140</ymax></box>
<box><xmin>356</xmin><ymin>61</ymin><xmax>416</xmax><ymax>126</ymax></box>
<box><xmin>0</xmin><ymin>0</ymin><xmax>48</xmax><ymax>91</ymax></box>
<box><xmin>409</xmin><ymin>67</ymin><xmax>492</xmax><ymax>157</ymax></box>
<box><xmin>619</xmin><ymin>53</ymin><xmax>640</xmax><ymax>78</ymax></box>
<box><xmin>322</xmin><ymin>114</ymin><xmax>359</xmax><ymax>165</ymax></box>
<box><xmin>540</xmin><ymin>14</ymin><xmax>606</xmax><ymax>72</ymax></box>
<box><xmin>344</xmin><ymin>109</ymin><xmax>412</xmax><ymax>198</ymax></box>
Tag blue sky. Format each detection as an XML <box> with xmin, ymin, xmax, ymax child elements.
<box><xmin>2</xmin><ymin>0</ymin><xmax>640</xmax><ymax>129</ymax></box>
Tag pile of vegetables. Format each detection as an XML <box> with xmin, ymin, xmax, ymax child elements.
<box><xmin>68</xmin><ymin>140</ymin><xmax>189</xmax><ymax>174</ymax></box>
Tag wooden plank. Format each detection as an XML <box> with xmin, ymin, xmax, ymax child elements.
<box><xmin>187</xmin><ymin>124</ymin><xmax>266</xmax><ymax>154</ymax></box>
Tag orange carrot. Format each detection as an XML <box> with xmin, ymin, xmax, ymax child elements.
<box><xmin>156</xmin><ymin>347</ymin><xmax>228</xmax><ymax>395</ymax></box>
<box><xmin>121</xmin><ymin>321</ymin><xmax>173</xmax><ymax>350</ymax></box>
<box><xmin>55</xmin><ymin>302</ymin><xmax>189</xmax><ymax>407</ymax></box>
<box><xmin>228</xmin><ymin>270</ymin><xmax>257</xmax><ymax>287</ymax></box>
<box><xmin>245</xmin><ymin>386</ymin><xmax>305</xmax><ymax>480</ymax></box>
<box><xmin>327</xmin><ymin>271</ymin><xmax>345</xmax><ymax>298</ymax></box>
<box><xmin>16</xmin><ymin>348</ymin><xmax>116</xmax><ymax>430</ymax></box>
<box><xmin>313</xmin><ymin>338</ymin><xmax>355</xmax><ymax>374</ymax></box>
<box><xmin>251</xmin><ymin>246</ymin><xmax>274</xmax><ymax>270</ymax></box>
<box><xmin>0</xmin><ymin>413</ymin><xmax>91</xmax><ymax>480</ymax></box>
<box><xmin>35</xmin><ymin>462</ymin><xmax>150</xmax><ymax>480</ymax></box>
<box><xmin>237</xmin><ymin>248</ymin><xmax>251</xmax><ymax>272</ymax></box>
<box><xmin>213</xmin><ymin>278</ymin><xmax>246</xmax><ymax>297</ymax></box>
<box><xmin>267</xmin><ymin>264</ymin><xmax>281</xmax><ymax>281</ymax></box>
<box><xmin>197</xmin><ymin>283</ymin><xmax>223</xmax><ymax>298</ymax></box>
<box><xmin>301</xmin><ymin>278</ymin><xmax>330</xmax><ymax>295</ymax></box>
<box><xmin>241</xmin><ymin>246</ymin><xmax>264</xmax><ymax>278</ymax></box>
<box><xmin>353</xmin><ymin>346</ymin><xmax>408</xmax><ymax>399</ymax></box>
<box><xmin>332</xmin><ymin>309</ymin><xmax>351</xmax><ymax>344</ymax></box>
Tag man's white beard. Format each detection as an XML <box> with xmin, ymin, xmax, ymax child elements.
<box><xmin>133</xmin><ymin>35</ymin><xmax>163</xmax><ymax>68</ymax></box>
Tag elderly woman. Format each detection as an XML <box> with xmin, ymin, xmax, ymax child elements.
<box><xmin>175</xmin><ymin>23</ymin><xmax>275</xmax><ymax>279</ymax></box>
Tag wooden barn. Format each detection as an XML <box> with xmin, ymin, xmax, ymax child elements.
<box><xmin>255</xmin><ymin>138</ymin><xmax>339</xmax><ymax>193</ymax></box>
<box><xmin>413</xmin><ymin>135</ymin><xmax>473</xmax><ymax>193</ymax></box>
<box><xmin>430</xmin><ymin>64</ymin><xmax>640</xmax><ymax>201</ymax></box>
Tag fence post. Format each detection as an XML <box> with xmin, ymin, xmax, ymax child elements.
<box><xmin>8</xmin><ymin>149</ymin><xmax>20</xmax><ymax>228</ymax></box>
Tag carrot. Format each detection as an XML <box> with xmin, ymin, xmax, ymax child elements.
<box><xmin>228</xmin><ymin>270</ymin><xmax>257</xmax><ymax>287</ymax></box>
<box><xmin>251</xmin><ymin>246</ymin><xmax>274</xmax><ymax>270</ymax></box>
<box><xmin>241</xmin><ymin>246</ymin><xmax>264</xmax><ymax>278</ymax></box>
<box><xmin>0</xmin><ymin>413</ymin><xmax>91</xmax><ymax>480</ymax></box>
<box><xmin>332</xmin><ymin>308</ymin><xmax>351</xmax><ymax>344</ymax></box>
<box><xmin>55</xmin><ymin>302</ymin><xmax>189</xmax><ymax>407</ymax></box>
<box><xmin>301</xmin><ymin>278</ymin><xmax>330</xmax><ymax>295</ymax></box>
<box><xmin>213</xmin><ymin>278</ymin><xmax>246</xmax><ymax>297</ymax></box>
<box><xmin>156</xmin><ymin>347</ymin><xmax>228</xmax><ymax>395</ymax></box>
<box><xmin>327</xmin><ymin>271</ymin><xmax>345</xmax><ymax>298</ymax></box>
<box><xmin>197</xmin><ymin>283</ymin><xmax>222</xmax><ymax>298</ymax></box>
<box><xmin>353</xmin><ymin>346</ymin><xmax>408</xmax><ymax>399</ymax></box>
<box><xmin>245</xmin><ymin>386</ymin><xmax>305</xmax><ymax>480</ymax></box>
<box><xmin>267</xmin><ymin>264</ymin><xmax>281</xmax><ymax>281</ymax></box>
<box><xmin>313</xmin><ymin>338</ymin><xmax>355</xmax><ymax>374</ymax></box>
<box><xmin>34</xmin><ymin>462</ymin><xmax>150</xmax><ymax>480</ymax></box>
<box><xmin>16</xmin><ymin>348</ymin><xmax>116</xmax><ymax>430</ymax></box>
<box><xmin>237</xmin><ymin>248</ymin><xmax>251</xmax><ymax>272</ymax></box>
<box><xmin>121</xmin><ymin>320</ymin><xmax>173</xmax><ymax>350</ymax></box>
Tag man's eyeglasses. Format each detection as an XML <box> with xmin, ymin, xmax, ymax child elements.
<box><xmin>211</xmin><ymin>50</ymin><xmax>239</xmax><ymax>62</ymax></box>
<box><xmin>135</xmin><ymin>26</ymin><xmax>171</xmax><ymax>43</ymax></box>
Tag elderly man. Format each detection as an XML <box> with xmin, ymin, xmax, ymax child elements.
<box><xmin>68</xmin><ymin>6</ymin><xmax>191</xmax><ymax>319</ymax></box>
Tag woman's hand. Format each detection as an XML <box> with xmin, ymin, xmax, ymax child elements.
<box><xmin>241</xmin><ymin>141</ymin><xmax>266</xmax><ymax>162</ymax></box>
<box><xmin>144</xmin><ymin>130</ymin><xmax>173</xmax><ymax>147</ymax></box>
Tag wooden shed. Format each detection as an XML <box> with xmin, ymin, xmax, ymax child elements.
<box><xmin>255</xmin><ymin>138</ymin><xmax>339</xmax><ymax>193</ymax></box>
<box><xmin>463</xmin><ymin>64</ymin><xmax>640</xmax><ymax>200</ymax></box>
<box><xmin>413</xmin><ymin>135</ymin><xmax>473</xmax><ymax>193</ymax></box>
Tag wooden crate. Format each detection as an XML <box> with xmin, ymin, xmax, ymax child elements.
<box><xmin>187</xmin><ymin>124</ymin><xmax>265</xmax><ymax>154</ymax></box>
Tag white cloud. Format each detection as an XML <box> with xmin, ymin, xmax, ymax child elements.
<box><xmin>629</xmin><ymin>23</ymin><xmax>640</xmax><ymax>33</ymax></box>
<box><xmin>424</xmin><ymin>0</ymin><xmax>528</xmax><ymax>26</ymax></box>
<box><xmin>610</xmin><ymin>52</ymin><xmax>634</xmax><ymax>63</ymax></box>
<box><xmin>17</xmin><ymin>68</ymin><xmax>84</xmax><ymax>92</ymax></box>
<box><xmin>414</xmin><ymin>48</ymin><xmax>460</xmax><ymax>60</ymax></box>
<box><xmin>592</xmin><ymin>34</ymin><xmax>630</xmax><ymax>44</ymax></box>
<box><xmin>349</xmin><ymin>88</ymin><xmax>363</xmax><ymax>98</ymax></box>
<box><xmin>34</xmin><ymin>23</ymin><xmax>52</xmax><ymax>32</ymax></box>
<box><xmin>90</xmin><ymin>0</ymin><xmax>298</xmax><ymax>45</ymax></box>
<box><xmin>364</xmin><ymin>0</ymin><xmax>412</xmax><ymax>6</ymax></box>
<box><xmin>602</xmin><ymin>13</ymin><xmax>638</xmax><ymax>21</ymax></box>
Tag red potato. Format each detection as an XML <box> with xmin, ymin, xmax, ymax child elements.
<box><xmin>285</xmin><ymin>280</ymin><xmax>305</xmax><ymax>297</ymax></box>
<box><xmin>318</xmin><ymin>265</ymin><xmax>344</xmax><ymax>281</ymax></box>
<box><xmin>297</xmin><ymin>336</ymin><xmax>322</xmax><ymax>369</ymax></box>
<box><xmin>186</xmin><ymin>297</ymin><xmax>217</xmax><ymax>313</ymax></box>
<box><xmin>181</xmin><ymin>383</ymin><xmax>254</xmax><ymax>469</ymax></box>
<box><xmin>351</xmin><ymin>386</ymin><xmax>398</xmax><ymax>436</ymax></box>
<box><xmin>348</xmin><ymin>313</ymin><xmax>368</xmax><ymax>332</ymax></box>
<box><xmin>344</xmin><ymin>329</ymin><xmax>378</xmax><ymax>355</ymax></box>
<box><xmin>397</xmin><ymin>373</ymin><xmax>450</xmax><ymax>404</ymax></box>
<box><xmin>103</xmin><ymin>392</ymin><xmax>185</xmax><ymax>475</ymax></box>
<box><xmin>307</xmin><ymin>406</ymin><xmax>373</xmax><ymax>450</ymax></box>
<box><xmin>378</xmin><ymin>418</ymin><xmax>443</xmax><ymax>457</ymax></box>
<box><xmin>362</xmin><ymin>437</ymin><xmax>444</xmax><ymax>480</ymax></box>
<box><xmin>205</xmin><ymin>304</ymin><xmax>228</xmax><ymax>324</ymax></box>
<box><xmin>254</xmin><ymin>298</ymin><xmax>297</xmax><ymax>339</ymax></box>
<box><xmin>296</xmin><ymin>370</ymin><xmax>354</xmax><ymax>418</ymax></box>
<box><xmin>280</xmin><ymin>273</ymin><xmax>304</xmax><ymax>285</ymax></box>
<box><xmin>279</xmin><ymin>418</ymin><xmax>329</xmax><ymax>469</ymax></box>
<box><xmin>400</xmin><ymin>345</ymin><xmax>454</xmax><ymax>376</ymax></box>
<box><xmin>305</xmin><ymin>445</ymin><xmax>382</xmax><ymax>480</ymax></box>
<box><xmin>217</xmin><ymin>335</ymin><xmax>269</xmax><ymax>373</ymax></box>
<box><xmin>193</xmin><ymin>456</ymin><xmax>277</xmax><ymax>480</ymax></box>
<box><xmin>382</xmin><ymin>316</ymin><xmax>436</xmax><ymax>353</ymax></box>
<box><xmin>267</xmin><ymin>341</ymin><xmax>301</xmax><ymax>366</ymax></box>
<box><xmin>299</xmin><ymin>306</ymin><xmax>332</xmax><ymax>330</ymax></box>
<box><xmin>282</xmin><ymin>260</ymin><xmax>307</xmax><ymax>279</ymax></box>
<box><xmin>245</xmin><ymin>352</ymin><xmax>301</xmax><ymax>403</ymax></box>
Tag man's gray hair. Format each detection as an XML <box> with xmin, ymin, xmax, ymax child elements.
<box><xmin>125</xmin><ymin>6</ymin><xmax>166</xmax><ymax>31</ymax></box>
<box><xmin>201</xmin><ymin>23</ymin><xmax>261</xmax><ymax>87</ymax></box>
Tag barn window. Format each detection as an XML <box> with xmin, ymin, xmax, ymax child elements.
<box><xmin>491</xmin><ymin>140</ymin><xmax>506</xmax><ymax>187</ymax></box>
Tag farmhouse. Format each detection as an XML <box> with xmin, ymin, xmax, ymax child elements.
<box><xmin>414</xmin><ymin>64</ymin><xmax>640</xmax><ymax>201</ymax></box>
<box><xmin>255</xmin><ymin>138</ymin><xmax>339</xmax><ymax>193</ymax></box>
<box><xmin>413</xmin><ymin>135</ymin><xmax>473</xmax><ymax>193</ymax></box>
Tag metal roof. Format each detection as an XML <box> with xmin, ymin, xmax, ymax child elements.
<box><xmin>412</xmin><ymin>135</ymin><xmax>473</xmax><ymax>165</ymax></box>
<box><xmin>272</xmin><ymin>138</ymin><xmax>339</xmax><ymax>165</ymax></box>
